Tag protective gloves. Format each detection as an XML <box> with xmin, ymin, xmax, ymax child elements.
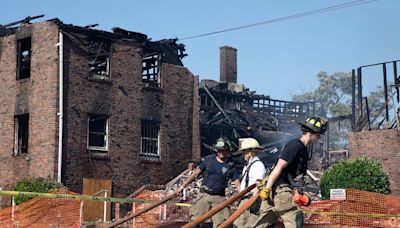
<box><xmin>258</xmin><ymin>186</ymin><xmax>271</xmax><ymax>200</ymax></box>
<box><xmin>257</xmin><ymin>177</ymin><xmax>270</xmax><ymax>200</ymax></box>
<box><xmin>293</xmin><ymin>188</ymin><xmax>312</xmax><ymax>206</ymax></box>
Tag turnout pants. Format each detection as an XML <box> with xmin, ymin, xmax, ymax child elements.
<box><xmin>189</xmin><ymin>192</ymin><xmax>229</xmax><ymax>228</ymax></box>
<box><xmin>252</xmin><ymin>181</ymin><xmax>304</xmax><ymax>228</ymax></box>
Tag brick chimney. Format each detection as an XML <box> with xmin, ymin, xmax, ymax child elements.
<box><xmin>220</xmin><ymin>46</ymin><xmax>237</xmax><ymax>83</ymax></box>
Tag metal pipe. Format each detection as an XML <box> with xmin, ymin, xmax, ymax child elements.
<box><xmin>56</xmin><ymin>31</ymin><xmax>64</xmax><ymax>183</ymax></box>
<box><xmin>103</xmin><ymin>191</ymin><xmax>107</xmax><ymax>223</ymax></box>
<box><xmin>11</xmin><ymin>197</ymin><xmax>15</xmax><ymax>222</ymax></box>
<box><xmin>79</xmin><ymin>201</ymin><xmax>83</xmax><ymax>227</ymax></box>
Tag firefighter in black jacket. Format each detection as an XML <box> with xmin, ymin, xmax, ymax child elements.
<box><xmin>254</xmin><ymin>117</ymin><xmax>328</xmax><ymax>228</ymax></box>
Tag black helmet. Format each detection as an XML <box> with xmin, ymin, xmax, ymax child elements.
<box><xmin>214</xmin><ymin>137</ymin><xmax>232</xmax><ymax>151</ymax></box>
<box><xmin>298</xmin><ymin>117</ymin><xmax>328</xmax><ymax>134</ymax></box>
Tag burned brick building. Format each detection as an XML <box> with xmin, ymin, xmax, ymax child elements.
<box><xmin>0</xmin><ymin>17</ymin><xmax>200</xmax><ymax>204</ymax></box>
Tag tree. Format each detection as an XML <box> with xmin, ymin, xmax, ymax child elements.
<box><xmin>292</xmin><ymin>71</ymin><xmax>391</xmax><ymax>149</ymax></box>
<box><xmin>319</xmin><ymin>157</ymin><xmax>390</xmax><ymax>198</ymax></box>
<box><xmin>12</xmin><ymin>177</ymin><xmax>62</xmax><ymax>204</ymax></box>
<box><xmin>292</xmin><ymin>71</ymin><xmax>352</xmax><ymax>149</ymax></box>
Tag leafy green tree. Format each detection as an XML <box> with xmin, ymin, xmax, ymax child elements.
<box><xmin>292</xmin><ymin>71</ymin><xmax>352</xmax><ymax>149</ymax></box>
<box><xmin>319</xmin><ymin>157</ymin><xmax>390</xmax><ymax>197</ymax></box>
<box><xmin>292</xmin><ymin>71</ymin><xmax>391</xmax><ymax>148</ymax></box>
<box><xmin>12</xmin><ymin>177</ymin><xmax>62</xmax><ymax>204</ymax></box>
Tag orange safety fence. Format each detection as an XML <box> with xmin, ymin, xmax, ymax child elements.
<box><xmin>127</xmin><ymin>189</ymin><xmax>190</xmax><ymax>227</ymax></box>
<box><xmin>303</xmin><ymin>189</ymin><xmax>400</xmax><ymax>227</ymax></box>
<box><xmin>0</xmin><ymin>189</ymin><xmax>81</xmax><ymax>228</ymax></box>
<box><xmin>120</xmin><ymin>188</ymin><xmax>400</xmax><ymax>227</ymax></box>
<box><xmin>122</xmin><ymin>188</ymin><xmax>400</xmax><ymax>227</ymax></box>
<box><xmin>1</xmin><ymin>188</ymin><xmax>398</xmax><ymax>227</ymax></box>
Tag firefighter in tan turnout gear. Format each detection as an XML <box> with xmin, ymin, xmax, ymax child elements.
<box><xmin>253</xmin><ymin>117</ymin><xmax>328</xmax><ymax>228</ymax></box>
<box><xmin>234</xmin><ymin>138</ymin><xmax>266</xmax><ymax>228</ymax></box>
<box><xmin>175</xmin><ymin>137</ymin><xmax>241</xmax><ymax>227</ymax></box>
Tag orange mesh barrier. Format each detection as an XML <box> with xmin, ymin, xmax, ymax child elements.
<box><xmin>115</xmin><ymin>188</ymin><xmax>400</xmax><ymax>227</ymax></box>
<box><xmin>0</xmin><ymin>189</ymin><xmax>81</xmax><ymax>228</ymax></box>
<box><xmin>130</xmin><ymin>190</ymin><xmax>190</xmax><ymax>227</ymax></box>
<box><xmin>304</xmin><ymin>189</ymin><xmax>400</xmax><ymax>227</ymax></box>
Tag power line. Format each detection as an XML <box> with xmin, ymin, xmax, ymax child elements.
<box><xmin>179</xmin><ymin>0</ymin><xmax>377</xmax><ymax>41</ymax></box>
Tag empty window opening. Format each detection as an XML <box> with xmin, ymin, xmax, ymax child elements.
<box><xmin>200</xmin><ymin>94</ymin><xmax>207</xmax><ymax>106</ymax></box>
<box><xmin>140</xmin><ymin>120</ymin><xmax>160</xmax><ymax>159</ymax></box>
<box><xmin>88</xmin><ymin>39</ymin><xmax>110</xmax><ymax>79</ymax></box>
<box><xmin>88</xmin><ymin>115</ymin><xmax>108</xmax><ymax>152</ymax></box>
<box><xmin>142</xmin><ymin>54</ymin><xmax>160</xmax><ymax>86</ymax></box>
<box><xmin>14</xmin><ymin>114</ymin><xmax>29</xmax><ymax>155</ymax></box>
<box><xmin>17</xmin><ymin>37</ymin><xmax>31</xmax><ymax>79</ymax></box>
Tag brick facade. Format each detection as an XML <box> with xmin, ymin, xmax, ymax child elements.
<box><xmin>348</xmin><ymin>129</ymin><xmax>400</xmax><ymax>195</ymax></box>
<box><xmin>0</xmin><ymin>22</ymin><xmax>59</xmax><ymax>198</ymax></box>
<box><xmin>0</xmin><ymin>20</ymin><xmax>200</xmax><ymax>205</ymax></box>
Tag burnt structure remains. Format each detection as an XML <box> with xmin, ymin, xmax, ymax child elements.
<box><xmin>199</xmin><ymin>46</ymin><xmax>316</xmax><ymax>168</ymax></box>
<box><xmin>348</xmin><ymin>60</ymin><xmax>400</xmax><ymax>195</ymax></box>
<box><xmin>351</xmin><ymin>60</ymin><xmax>400</xmax><ymax>131</ymax></box>
<box><xmin>0</xmin><ymin>16</ymin><xmax>200</xmax><ymax>206</ymax></box>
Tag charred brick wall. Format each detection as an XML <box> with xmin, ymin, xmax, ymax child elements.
<box><xmin>0</xmin><ymin>21</ymin><xmax>59</xmax><ymax>204</ymax></box>
<box><xmin>348</xmin><ymin>129</ymin><xmax>400</xmax><ymax>195</ymax></box>
<box><xmin>140</xmin><ymin>64</ymin><xmax>199</xmax><ymax>187</ymax></box>
<box><xmin>61</xmin><ymin>30</ymin><xmax>199</xmax><ymax>198</ymax></box>
<box><xmin>61</xmin><ymin>32</ymin><xmax>143</xmax><ymax>196</ymax></box>
<box><xmin>0</xmin><ymin>20</ymin><xmax>200</xmax><ymax>209</ymax></box>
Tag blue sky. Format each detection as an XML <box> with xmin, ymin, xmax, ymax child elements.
<box><xmin>2</xmin><ymin>0</ymin><xmax>399</xmax><ymax>100</ymax></box>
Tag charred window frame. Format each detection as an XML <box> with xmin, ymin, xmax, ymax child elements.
<box><xmin>142</xmin><ymin>53</ymin><xmax>161</xmax><ymax>87</ymax></box>
<box><xmin>17</xmin><ymin>37</ymin><xmax>32</xmax><ymax>80</ymax></box>
<box><xmin>87</xmin><ymin>115</ymin><xmax>109</xmax><ymax>152</ymax></box>
<box><xmin>88</xmin><ymin>39</ymin><xmax>111</xmax><ymax>79</ymax></box>
<box><xmin>14</xmin><ymin>114</ymin><xmax>29</xmax><ymax>155</ymax></box>
<box><xmin>140</xmin><ymin>120</ymin><xmax>160</xmax><ymax>159</ymax></box>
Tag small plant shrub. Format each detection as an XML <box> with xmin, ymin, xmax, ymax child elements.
<box><xmin>320</xmin><ymin>157</ymin><xmax>390</xmax><ymax>198</ymax></box>
<box><xmin>12</xmin><ymin>177</ymin><xmax>62</xmax><ymax>204</ymax></box>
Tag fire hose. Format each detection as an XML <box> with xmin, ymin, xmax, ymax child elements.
<box><xmin>182</xmin><ymin>183</ymin><xmax>257</xmax><ymax>228</ymax></box>
<box><xmin>218</xmin><ymin>189</ymin><xmax>260</xmax><ymax>228</ymax></box>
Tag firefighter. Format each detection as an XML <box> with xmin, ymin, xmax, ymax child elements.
<box><xmin>253</xmin><ymin>117</ymin><xmax>328</xmax><ymax>228</ymax></box>
<box><xmin>175</xmin><ymin>137</ymin><xmax>241</xmax><ymax>227</ymax></box>
<box><xmin>234</xmin><ymin>138</ymin><xmax>266</xmax><ymax>228</ymax></box>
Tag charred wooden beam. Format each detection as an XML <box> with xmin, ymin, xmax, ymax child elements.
<box><xmin>382</xmin><ymin>63</ymin><xmax>389</xmax><ymax>121</ymax></box>
<box><xmin>201</xmin><ymin>82</ymin><xmax>233</xmax><ymax>124</ymax></box>
<box><xmin>364</xmin><ymin>97</ymin><xmax>371</xmax><ymax>130</ymax></box>
<box><xmin>0</xmin><ymin>14</ymin><xmax>44</xmax><ymax>29</ymax></box>
<box><xmin>357</xmin><ymin>67</ymin><xmax>363</xmax><ymax>117</ymax></box>
<box><xmin>394</xmin><ymin>61</ymin><xmax>399</xmax><ymax>102</ymax></box>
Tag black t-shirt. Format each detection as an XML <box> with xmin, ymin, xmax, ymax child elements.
<box><xmin>279</xmin><ymin>139</ymin><xmax>308</xmax><ymax>183</ymax></box>
<box><xmin>199</xmin><ymin>155</ymin><xmax>241</xmax><ymax>195</ymax></box>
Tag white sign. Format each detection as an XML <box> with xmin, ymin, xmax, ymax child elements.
<box><xmin>330</xmin><ymin>189</ymin><xmax>346</xmax><ymax>200</ymax></box>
